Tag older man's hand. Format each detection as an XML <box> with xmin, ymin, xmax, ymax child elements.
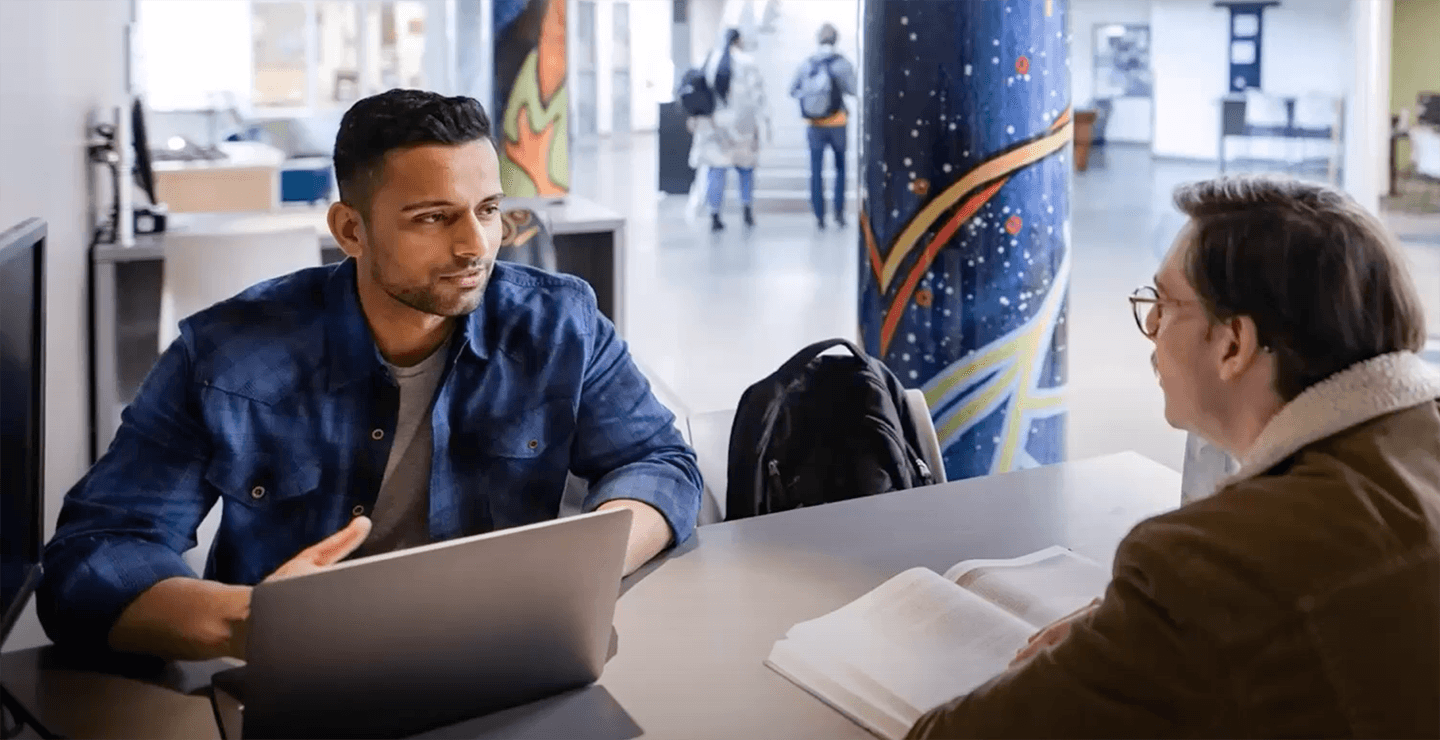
<box><xmin>1009</xmin><ymin>598</ymin><xmax>1101</xmax><ymax>668</ymax></box>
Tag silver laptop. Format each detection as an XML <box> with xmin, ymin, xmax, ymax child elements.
<box><xmin>210</xmin><ymin>507</ymin><xmax>632</xmax><ymax>739</ymax></box>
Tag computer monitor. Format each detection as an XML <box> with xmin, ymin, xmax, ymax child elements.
<box><xmin>132</xmin><ymin>97</ymin><xmax>159</xmax><ymax>207</ymax></box>
<box><xmin>0</xmin><ymin>218</ymin><xmax>45</xmax><ymax>647</ymax></box>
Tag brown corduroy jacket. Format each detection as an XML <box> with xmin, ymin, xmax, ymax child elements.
<box><xmin>908</xmin><ymin>352</ymin><xmax>1440</xmax><ymax>739</ymax></box>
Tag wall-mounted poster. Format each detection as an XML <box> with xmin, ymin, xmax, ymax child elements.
<box><xmin>1093</xmin><ymin>24</ymin><xmax>1152</xmax><ymax>98</ymax></box>
<box><xmin>1220</xmin><ymin>2</ymin><xmax>1277</xmax><ymax>92</ymax></box>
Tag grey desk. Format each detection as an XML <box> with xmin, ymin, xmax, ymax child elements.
<box><xmin>89</xmin><ymin>196</ymin><xmax>626</xmax><ymax>460</ymax></box>
<box><xmin>0</xmin><ymin>452</ymin><xmax>1179</xmax><ymax>739</ymax></box>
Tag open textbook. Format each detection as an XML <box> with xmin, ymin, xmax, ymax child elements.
<box><xmin>765</xmin><ymin>546</ymin><xmax>1111</xmax><ymax>740</ymax></box>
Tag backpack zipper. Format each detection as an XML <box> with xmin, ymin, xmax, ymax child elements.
<box><xmin>767</xmin><ymin>459</ymin><xmax>784</xmax><ymax>493</ymax></box>
<box><xmin>866</xmin><ymin>412</ymin><xmax>934</xmax><ymax>486</ymax></box>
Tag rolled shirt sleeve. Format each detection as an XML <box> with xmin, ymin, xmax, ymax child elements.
<box><xmin>38</xmin><ymin>335</ymin><xmax>217</xmax><ymax>651</ymax></box>
<box><xmin>569</xmin><ymin>296</ymin><xmax>702</xmax><ymax>545</ymax></box>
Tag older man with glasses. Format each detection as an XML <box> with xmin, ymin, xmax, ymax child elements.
<box><xmin>1130</xmin><ymin>286</ymin><xmax>1244</xmax><ymax>503</ymax></box>
<box><xmin>907</xmin><ymin>175</ymin><xmax>1440</xmax><ymax>739</ymax></box>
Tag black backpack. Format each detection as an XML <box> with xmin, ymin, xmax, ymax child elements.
<box><xmin>677</xmin><ymin>67</ymin><xmax>717</xmax><ymax>117</ymax></box>
<box><xmin>725</xmin><ymin>339</ymin><xmax>936</xmax><ymax>521</ymax></box>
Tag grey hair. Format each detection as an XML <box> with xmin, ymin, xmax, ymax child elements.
<box><xmin>818</xmin><ymin>23</ymin><xmax>838</xmax><ymax>45</ymax></box>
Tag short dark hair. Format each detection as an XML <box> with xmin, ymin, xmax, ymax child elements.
<box><xmin>332</xmin><ymin>89</ymin><xmax>493</xmax><ymax>214</ymax></box>
<box><xmin>818</xmin><ymin>23</ymin><xmax>838</xmax><ymax>45</ymax></box>
<box><xmin>1174</xmin><ymin>175</ymin><xmax>1426</xmax><ymax>401</ymax></box>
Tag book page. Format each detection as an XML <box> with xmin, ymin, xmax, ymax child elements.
<box><xmin>769</xmin><ymin>567</ymin><xmax>1037</xmax><ymax>739</ymax></box>
<box><xmin>942</xmin><ymin>546</ymin><xmax>1110</xmax><ymax>628</ymax></box>
<box><xmin>766</xmin><ymin>639</ymin><xmax>911</xmax><ymax>740</ymax></box>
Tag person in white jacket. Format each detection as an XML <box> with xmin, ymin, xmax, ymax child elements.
<box><xmin>688</xmin><ymin>28</ymin><xmax>771</xmax><ymax>231</ymax></box>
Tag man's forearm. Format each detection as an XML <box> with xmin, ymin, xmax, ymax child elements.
<box><xmin>108</xmin><ymin>577</ymin><xmax>252</xmax><ymax>661</ymax></box>
<box><xmin>596</xmin><ymin>499</ymin><xmax>674</xmax><ymax>575</ymax></box>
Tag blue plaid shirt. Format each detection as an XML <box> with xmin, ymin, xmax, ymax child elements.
<box><xmin>39</xmin><ymin>259</ymin><xmax>701</xmax><ymax>650</ymax></box>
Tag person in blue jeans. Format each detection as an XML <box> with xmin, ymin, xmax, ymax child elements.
<box><xmin>689</xmin><ymin>28</ymin><xmax>771</xmax><ymax>231</ymax></box>
<box><xmin>790</xmin><ymin>23</ymin><xmax>857</xmax><ymax>229</ymax></box>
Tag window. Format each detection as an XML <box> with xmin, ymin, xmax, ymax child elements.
<box><xmin>251</xmin><ymin>0</ymin><xmax>432</xmax><ymax>113</ymax></box>
<box><xmin>252</xmin><ymin>2</ymin><xmax>310</xmax><ymax>108</ymax></box>
<box><xmin>316</xmin><ymin>1</ymin><xmax>361</xmax><ymax>106</ymax></box>
<box><xmin>380</xmin><ymin>1</ymin><xmax>429</xmax><ymax>91</ymax></box>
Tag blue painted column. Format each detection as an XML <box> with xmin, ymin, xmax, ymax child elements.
<box><xmin>858</xmin><ymin>0</ymin><xmax>1073</xmax><ymax>481</ymax></box>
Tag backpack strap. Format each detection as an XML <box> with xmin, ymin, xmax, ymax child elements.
<box><xmin>747</xmin><ymin>338</ymin><xmax>865</xmax><ymax>455</ymax></box>
<box><xmin>774</xmin><ymin>338</ymin><xmax>863</xmax><ymax>381</ymax></box>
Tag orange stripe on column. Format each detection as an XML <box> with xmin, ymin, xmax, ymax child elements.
<box><xmin>860</xmin><ymin>209</ymin><xmax>884</xmax><ymax>285</ymax></box>
<box><xmin>879</xmin><ymin>121</ymin><xmax>1072</xmax><ymax>292</ymax></box>
<box><xmin>879</xmin><ymin>178</ymin><xmax>1008</xmax><ymax>356</ymax></box>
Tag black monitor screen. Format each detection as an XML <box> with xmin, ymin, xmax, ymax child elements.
<box><xmin>0</xmin><ymin>218</ymin><xmax>45</xmax><ymax>646</ymax></box>
<box><xmin>132</xmin><ymin>97</ymin><xmax>158</xmax><ymax>207</ymax></box>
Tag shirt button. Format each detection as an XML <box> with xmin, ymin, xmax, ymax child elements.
<box><xmin>352</xmin><ymin>504</ymin><xmax>366</xmax><ymax>517</ymax></box>
<box><xmin>250</xmin><ymin>486</ymin><xmax>266</xmax><ymax>500</ymax></box>
<box><xmin>371</xmin><ymin>429</ymin><xmax>384</xmax><ymax>441</ymax></box>
<box><xmin>527</xmin><ymin>439</ymin><xmax>539</xmax><ymax>450</ymax></box>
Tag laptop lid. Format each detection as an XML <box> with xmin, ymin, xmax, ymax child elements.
<box><xmin>239</xmin><ymin>507</ymin><xmax>632</xmax><ymax>739</ymax></box>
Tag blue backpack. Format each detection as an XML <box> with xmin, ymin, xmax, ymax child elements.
<box><xmin>794</xmin><ymin>57</ymin><xmax>842</xmax><ymax>120</ymax></box>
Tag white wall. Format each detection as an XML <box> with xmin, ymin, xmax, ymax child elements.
<box><xmin>0</xmin><ymin>0</ymin><xmax>133</xmax><ymax>651</ymax></box>
<box><xmin>1261</xmin><ymin>0</ymin><xmax>1352</xmax><ymax>98</ymax></box>
<box><xmin>689</xmin><ymin>0</ymin><xmax>726</xmax><ymax>67</ymax></box>
<box><xmin>1149</xmin><ymin>0</ymin><xmax>1353</xmax><ymax>160</ymax></box>
<box><xmin>630</xmin><ymin>0</ymin><xmax>672</xmax><ymax>130</ymax></box>
<box><xmin>1149</xmin><ymin>0</ymin><xmax>1231</xmax><ymax>159</ymax></box>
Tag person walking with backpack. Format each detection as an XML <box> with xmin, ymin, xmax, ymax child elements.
<box><xmin>684</xmin><ymin>28</ymin><xmax>771</xmax><ymax>232</ymax></box>
<box><xmin>790</xmin><ymin>23</ymin><xmax>856</xmax><ymax>230</ymax></box>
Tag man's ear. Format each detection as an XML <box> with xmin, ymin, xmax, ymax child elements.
<box><xmin>1217</xmin><ymin>315</ymin><xmax>1264</xmax><ymax>382</ymax></box>
<box><xmin>327</xmin><ymin>201</ymin><xmax>366</xmax><ymax>260</ymax></box>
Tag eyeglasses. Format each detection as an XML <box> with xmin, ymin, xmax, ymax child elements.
<box><xmin>1129</xmin><ymin>286</ymin><xmax>1277</xmax><ymax>353</ymax></box>
<box><xmin>1128</xmin><ymin>286</ymin><xmax>1193</xmax><ymax>339</ymax></box>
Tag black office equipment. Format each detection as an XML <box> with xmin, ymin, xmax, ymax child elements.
<box><xmin>130</xmin><ymin>98</ymin><xmax>166</xmax><ymax>235</ymax></box>
<box><xmin>1418</xmin><ymin>92</ymin><xmax>1440</xmax><ymax>128</ymax></box>
<box><xmin>657</xmin><ymin>101</ymin><xmax>696</xmax><ymax>195</ymax></box>
<box><xmin>0</xmin><ymin>218</ymin><xmax>59</xmax><ymax>740</ymax></box>
<box><xmin>0</xmin><ymin>217</ymin><xmax>45</xmax><ymax>648</ymax></box>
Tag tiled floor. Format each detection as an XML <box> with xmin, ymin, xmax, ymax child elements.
<box><xmin>571</xmin><ymin>136</ymin><xmax>1440</xmax><ymax>476</ymax></box>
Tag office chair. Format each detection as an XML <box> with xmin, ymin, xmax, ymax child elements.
<box><xmin>158</xmin><ymin>227</ymin><xmax>323</xmax><ymax>354</ymax></box>
<box><xmin>500</xmin><ymin>207</ymin><xmax>558</xmax><ymax>272</ymax></box>
<box><xmin>157</xmin><ymin>227</ymin><xmax>322</xmax><ymax>573</ymax></box>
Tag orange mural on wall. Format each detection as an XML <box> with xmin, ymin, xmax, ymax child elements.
<box><xmin>497</xmin><ymin>0</ymin><xmax>568</xmax><ymax>196</ymax></box>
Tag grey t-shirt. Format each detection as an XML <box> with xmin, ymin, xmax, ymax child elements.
<box><xmin>356</xmin><ymin>339</ymin><xmax>450</xmax><ymax>557</ymax></box>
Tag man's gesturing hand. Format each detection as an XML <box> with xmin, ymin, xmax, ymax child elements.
<box><xmin>265</xmin><ymin>515</ymin><xmax>373</xmax><ymax>582</ymax></box>
<box><xmin>228</xmin><ymin>516</ymin><xmax>373</xmax><ymax>659</ymax></box>
<box><xmin>108</xmin><ymin>517</ymin><xmax>373</xmax><ymax>662</ymax></box>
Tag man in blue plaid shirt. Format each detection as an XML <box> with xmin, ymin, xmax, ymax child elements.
<box><xmin>39</xmin><ymin>90</ymin><xmax>702</xmax><ymax>661</ymax></box>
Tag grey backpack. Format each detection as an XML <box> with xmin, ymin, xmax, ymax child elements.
<box><xmin>794</xmin><ymin>57</ymin><xmax>842</xmax><ymax>120</ymax></box>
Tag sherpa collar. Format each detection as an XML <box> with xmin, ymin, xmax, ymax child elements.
<box><xmin>1221</xmin><ymin>351</ymin><xmax>1440</xmax><ymax>489</ymax></box>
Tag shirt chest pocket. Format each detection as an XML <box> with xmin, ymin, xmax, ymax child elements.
<box><xmin>460</xmin><ymin>398</ymin><xmax>576</xmax><ymax>461</ymax></box>
<box><xmin>204</xmin><ymin>449</ymin><xmax>323</xmax><ymax>511</ymax></box>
